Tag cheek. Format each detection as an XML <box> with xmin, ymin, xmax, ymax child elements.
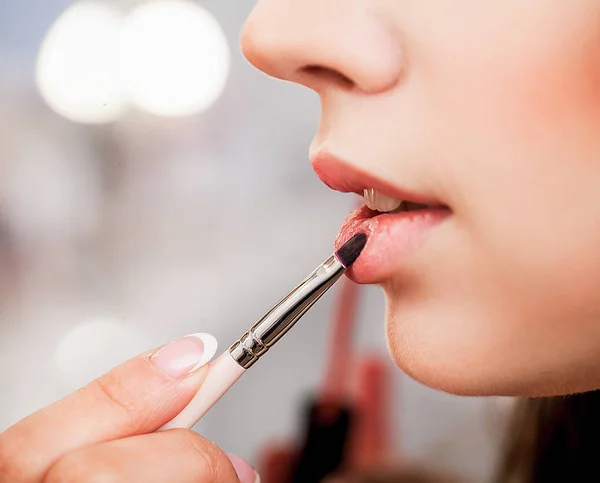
<box><xmin>430</xmin><ymin>10</ymin><xmax>600</xmax><ymax>302</ymax></box>
<box><xmin>422</xmin><ymin>4</ymin><xmax>600</xmax><ymax>160</ymax></box>
<box><xmin>379</xmin><ymin>4</ymin><xmax>600</xmax><ymax>396</ymax></box>
<box><xmin>419</xmin><ymin>12</ymin><xmax>600</xmax><ymax>269</ymax></box>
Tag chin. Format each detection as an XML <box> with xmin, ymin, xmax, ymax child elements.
<box><xmin>386</xmin><ymin>339</ymin><xmax>492</xmax><ymax>397</ymax></box>
<box><xmin>384</xmin><ymin>314</ymin><xmax>485</xmax><ymax>396</ymax></box>
<box><xmin>385</xmin><ymin>314</ymin><xmax>600</xmax><ymax>398</ymax></box>
<box><xmin>382</xmin><ymin>303</ymin><xmax>574</xmax><ymax>398</ymax></box>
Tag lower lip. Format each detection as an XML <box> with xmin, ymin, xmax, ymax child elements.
<box><xmin>335</xmin><ymin>205</ymin><xmax>450</xmax><ymax>283</ymax></box>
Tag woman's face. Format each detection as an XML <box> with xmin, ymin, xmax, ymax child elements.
<box><xmin>241</xmin><ymin>1</ymin><xmax>600</xmax><ymax>396</ymax></box>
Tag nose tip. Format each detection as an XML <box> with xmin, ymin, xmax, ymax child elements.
<box><xmin>239</xmin><ymin>22</ymin><xmax>297</xmax><ymax>84</ymax></box>
<box><xmin>240</xmin><ymin>20</ymin><xmax>351</xmax><ymax>91</ymax></box>
<box><xmin>240</xmin><ymin>2</ymin><xmax>404</xmax><ymax>95</ymax></box>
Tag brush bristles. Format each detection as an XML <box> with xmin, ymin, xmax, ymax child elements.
<box><xmin>335</xmin><ymin>233</ymin><xmax>367</xmax><ymax>268</ymax></box>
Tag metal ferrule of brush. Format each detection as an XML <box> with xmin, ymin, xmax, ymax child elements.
<box><xmin>229</xmin><ymin>254</ymin><xmax>346</xmax><ymax>369</ymax></box>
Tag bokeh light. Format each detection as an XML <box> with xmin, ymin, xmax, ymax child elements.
<box><xmin>55</xmin><ymin>317</ymin><xmax>150</xmax><ymax>391</ymax></box>
<box><xmin>121</xmin><ymin>0</ymin><xmax>231</xmax><ymax>117</ymax></box>
<box><xmin>36</xmin><ymin>1</ymin><xmax>127</xmax><ymax>124</ymax></box>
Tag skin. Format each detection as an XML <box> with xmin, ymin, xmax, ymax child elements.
<box><xmin>241</xmin><ymin>0</ymin><xmax>600</xmax><ymax>397</ymax></box>
<box><xmin>0</xmin><ymin>346</ymin><xmax>247</xmax><ymax>483</ymax></box>
<box><xmin>3</xmin><ymin>1</ymin><xmax>600</xmax><ymax>481</ymax></box>
<box><xmin>0</xmin><ymin>345</ymin><xmax>388</xmax><ymax>482</ymax></box>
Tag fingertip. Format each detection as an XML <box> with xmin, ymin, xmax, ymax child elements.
<box><xmin>150</xmin><ymin>333</ymin><xmax>218</xmax><ymax>379</ymax></box>
<box><xmin>185</xmin><ymin>333</ymin><xmax>218</xmax><ymax>372</ymax></box>
<box><xmin>227</xmin><ymin>454</ymin><xmax>261</xmax><ymax>483</ymax></box>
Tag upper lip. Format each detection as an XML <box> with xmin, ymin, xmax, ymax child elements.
<box><xmin>310</xmin><ymin>151</ymin><xmax>445</xmax><ymax>207</ymax></box>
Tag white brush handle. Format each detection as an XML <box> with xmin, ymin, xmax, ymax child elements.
<box><xmin>158</xmin><ymin>351</ymin><xmax>246</xmax><ymax>430</ymax></box>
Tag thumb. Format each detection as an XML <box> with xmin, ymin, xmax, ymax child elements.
<box><xmin>0</xmin><ymin>333</ymin><xmax>217</xmax><ymax>483</ymax></box>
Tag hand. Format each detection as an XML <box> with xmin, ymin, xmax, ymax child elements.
<box><xmin>0</xmin><ymin>333</ymin><xmax>260</xmax><ymax>483</ymax></box>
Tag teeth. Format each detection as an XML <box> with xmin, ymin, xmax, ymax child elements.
<box><xmin>363</xmin><ymin>188</ymin><xmax>403</xmax><ymax>212</ymax></box>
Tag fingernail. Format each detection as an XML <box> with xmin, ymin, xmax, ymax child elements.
<box><xmin>151</xmin><ymin>333</ymin><xmax>218</xmax><ymax>379</ymax></box>
<box><xmin>227</xmin><ymin>454</ymin><xmax>261</xmax><ymax>483</ymax></box>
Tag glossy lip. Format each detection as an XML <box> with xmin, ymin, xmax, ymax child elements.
<box><xmin>311</xmin><ymin>151</ymin><xmax>451</xmax><ymax>283</ymax></box>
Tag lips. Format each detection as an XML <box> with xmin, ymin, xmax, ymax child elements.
<box><xmin>311</xmin><ymin>152</ymin><xmax>445</xmax><ymax>208</ymax></box>
<box><xmin>311</xmin><ymin>151</ymin><xmax>451</xmax><ymax>283</ymax></box>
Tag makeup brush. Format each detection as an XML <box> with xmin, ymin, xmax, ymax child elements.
<box><xmin>333</xmin><ymin>232</ymin><xmax>368</xmax><ymax>269</ymax></box>
<box><xmin>158</xmin><ymin>232</ymin><xmax>368</xmax><ymax>431</ymax></box>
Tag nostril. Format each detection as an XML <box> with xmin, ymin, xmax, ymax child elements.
<box><xmin>301</xmin><ymin>65</ymin><xmax>354</xmax><ymax>89</ymax></box>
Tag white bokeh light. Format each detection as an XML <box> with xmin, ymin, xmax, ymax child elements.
<box><xmin>121</xmin><ymin>0</ymin><xmax>230</xmax><ymax>117</ymax></box>
<box><xmin>36</xmin><ymin>2</ymin><xmax>128</xmax><ymax>124</ymax></box>
<box><xmin>55</xmin><ymin>317</ymin><xmax>150</xmax><ymax>391</ymax></box>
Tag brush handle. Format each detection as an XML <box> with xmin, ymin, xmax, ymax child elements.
<box><xmin>158</xmin><ymin>351</ymin><xmax>246</xmax><ymax>431</ymax></box>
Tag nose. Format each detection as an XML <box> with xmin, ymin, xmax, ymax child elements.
<box><xmin>240</xmin><ymin>0</ymin><xmax>404</xmax><ymax>94</ymax></box>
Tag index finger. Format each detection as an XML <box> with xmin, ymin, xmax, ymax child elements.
<box><xmin>0</xmin><ymin>333</ymin><xmax>217</xmax><ymax>483</ymax></box>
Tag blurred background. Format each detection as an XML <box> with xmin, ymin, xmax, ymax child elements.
<box><xmin>0</xmin><ymin>1</ymin><xmax>514</xmax><ymax>481</ymax></box>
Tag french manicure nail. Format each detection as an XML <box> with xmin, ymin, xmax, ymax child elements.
<box><xmin>151</xmin><ymin>333</ymin><xmax>218</xmax><ymax>379</ymax></box>
<box><xmin>227</xmin><ymin>454</ymin><xmax>261</xmax><ymax>483</ymax></box>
